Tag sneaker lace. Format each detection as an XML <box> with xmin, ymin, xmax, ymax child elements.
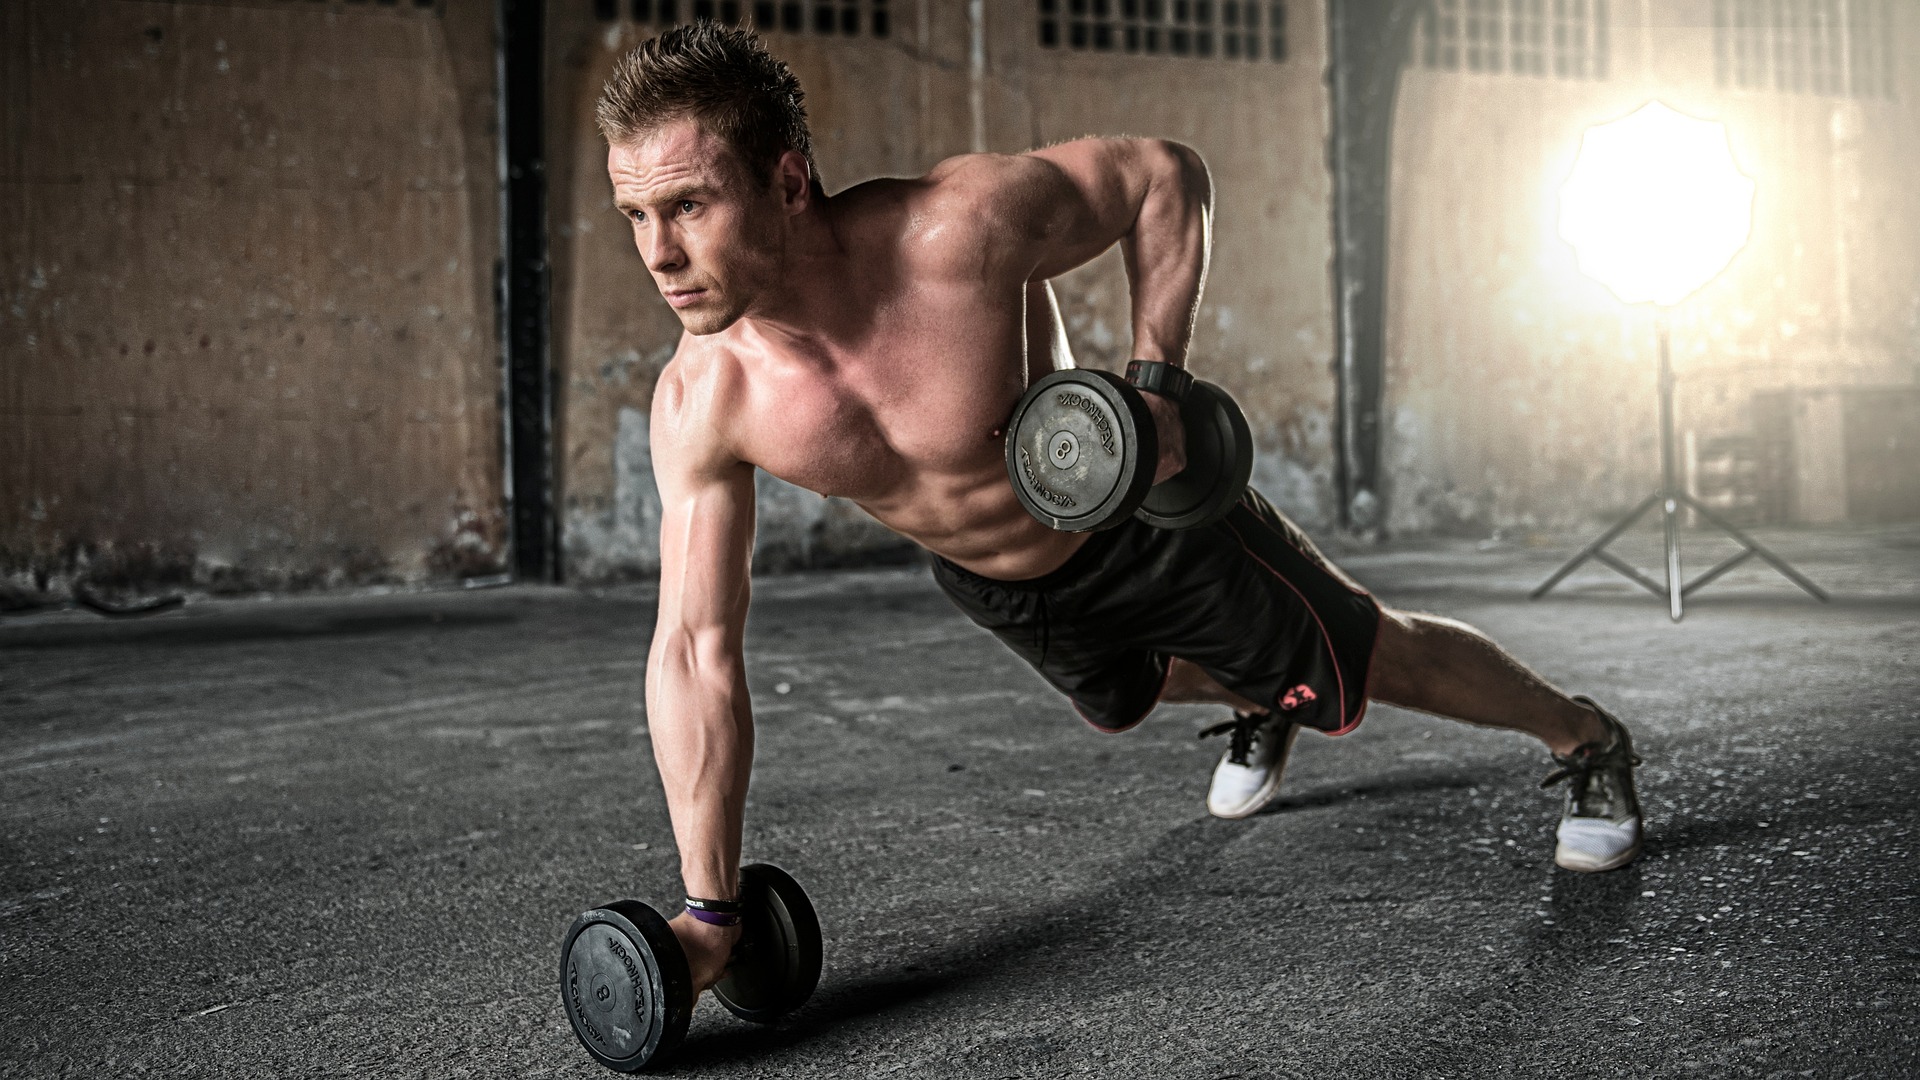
<box><xmin>1541</xmin><ymin>732</ymin><xmax>1642</xmax><ymax>817</ymax></box>
<box><xmin>1199</xmin><ymin>711</ymin><xmax>1262</xmax><ymax>766</ymax></box>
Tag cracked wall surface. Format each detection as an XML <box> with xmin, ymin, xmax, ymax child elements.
<box><xmin>1</xmin><ymin>0</ymin><xmax>505</xmax><ymax>603</ymax></box>
<box><xmin>12</xmin><ymin>3</ymin><xmax>1914</xmax><ymax>601</ymax></box>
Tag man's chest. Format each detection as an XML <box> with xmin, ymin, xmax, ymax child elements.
<box><xmin>733</xmin><ymin>291</ymin><xmax>1031</xmax><ymax>500</ymax></box>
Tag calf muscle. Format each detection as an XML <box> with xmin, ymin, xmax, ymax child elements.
<box><xmin>1367</xmin><ymin>610</ymin><xmax>1606</xmax><ymax>755</ymax></box>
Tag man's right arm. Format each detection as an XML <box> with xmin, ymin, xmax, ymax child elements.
<box><xmin>645</xmin><ymin>356</ymin><xmax>757</xmax><ymax>991</ymax></box>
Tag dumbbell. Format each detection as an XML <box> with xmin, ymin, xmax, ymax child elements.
<box><xmin>1003</xmin><ymin>361</ymin><xmax>1255</xmax><ymax>532</ymax></box>
<box><xmin>559</xmin><ymin>863</ymin><xmax>822</xmax><ymax>1072</ymax></box>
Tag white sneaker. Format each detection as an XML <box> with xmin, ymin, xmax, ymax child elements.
<box><xmin>1202</xmin><ymin>711</ymin><xmax>1300</xmax><ymax>819</ymax></box>
<box><xmin>1544</xmin><ymin>696</ymin><xmax>1644</xmax><ymax>873</ymax></box>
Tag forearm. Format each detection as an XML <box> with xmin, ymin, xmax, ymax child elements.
<box><xmin>646</xmin><ymin>630</ymin><xmax>754</xmax><ymax>901</ymax></box>
<box><xmin>1120</xmin><ymin>139</ymin><xmax>1212</xmax><ymax>366</ymax></box>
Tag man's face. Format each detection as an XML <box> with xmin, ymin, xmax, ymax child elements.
<box><xmin>608</xmin><ymin>119</ymin><xmax>785</xmax><ymax>336</ymax></box>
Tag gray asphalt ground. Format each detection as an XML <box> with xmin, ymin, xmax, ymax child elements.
<box><xmin>3</xmin><ymin>524</ymin><xmax>1916</xmax><ymax>1079</ymax></box>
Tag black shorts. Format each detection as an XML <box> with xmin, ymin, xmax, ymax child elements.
<box><xmin>932</xmin><ymin>488</ymin><xmax>1381</xmax><ymax>736</ymax></box>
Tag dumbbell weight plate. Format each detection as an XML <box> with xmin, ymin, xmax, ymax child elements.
<box><xmin>1004</xmin><ymin>369</ymin><xmax>1158</xmax><ymax>533</ymax></box>
<box><xmin>559</xmin><ymin>900</ymin><xmax>693</xmax><ymax>1073</ymax></box>
<box><xmin>713</xmin><ymin>863</ymin><xmax>823</xmax><ymax>1022</ymax></box>
<box><xmin>1135</xmin><ymin>378</ymin><xmax>1254</xmax><ymax>530</ymax></box>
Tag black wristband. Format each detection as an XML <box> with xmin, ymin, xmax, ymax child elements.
<box><xmin>684</xmin><ymin>896</ymin><xmax>743</xmax><ymax>915</ymax></box>
<box><xmin>1124</xmin><ymin>359</ymin><xmax>1194</xmax><ymax>402</ymax></box>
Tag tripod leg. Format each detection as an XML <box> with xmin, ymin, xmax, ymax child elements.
<box><xmin>1681</xmin><ymin>547</ymin><xmax>1755</xmax><ymax>598</ymax></box>
<box><xmin>1663</xmin><ymin>495</ymin><xmax>1683</xmax><ymax>621</ymax></box>
<box><xmin>1531</xmin><ymin>492</ymin><xmax>1663</xmax><ymax>600</ymax></box>
<box><xmin>1679</xmin><ymin>493</ymin><xmax>1831</xmax><ymax>602</ymax></box>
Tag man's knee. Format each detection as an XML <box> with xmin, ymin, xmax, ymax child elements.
<box><xmin>1372</xmin><ymin>607</ymin><xmax>1424</xmax><ymax>658</ymax></box>
<box><xmin>1367</xmin><ymin>608</ymin><xmax>1451</xmax><ymax>703</ymax></box>
<box><xmin>1161</xmin><ymin>658</ymin><xmax>1266</xmax><ymax>713</ymax></box>
<box><xmin>1367</xmin><ymin>609</ymin><xmax>1411</xmax><ymax>701</ymax></box>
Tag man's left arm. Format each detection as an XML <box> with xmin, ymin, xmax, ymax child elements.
<box><xmin>1014</xmin><ymin>138</ymin><xmax>1214</xmax><ymax>481</ymax></box>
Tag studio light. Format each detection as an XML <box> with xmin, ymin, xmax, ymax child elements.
<box><xmin>1557</xmin><ymin>101</ymin><xmax>1754</xmax><ymax>307</ymax></box>
<box><xmin>1532</xmin><ymin>101</ymin><xmax>1826</xmax><ymax>620</ymax></box>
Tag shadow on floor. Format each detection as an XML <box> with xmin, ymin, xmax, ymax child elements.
<box><xmin>1257</xmin><ymin>766</ymin><xmax>1492</xmax><ymax>816</ymax></box>
<box><xmin>0</xmin><ymin>607</ymin><xmax>521</xmax><ymax>650</ymax></box>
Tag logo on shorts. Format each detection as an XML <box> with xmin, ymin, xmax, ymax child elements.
<box><xmin>1278</xmin><ymin>684</ymin><xmax>1318</xmax><ymax>711</ymax></box>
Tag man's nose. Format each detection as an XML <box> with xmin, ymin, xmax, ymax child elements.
<box><xmin>643</xmin><ymin>225</ymin><xmax>686</xmax><ymax>275</ymax></box>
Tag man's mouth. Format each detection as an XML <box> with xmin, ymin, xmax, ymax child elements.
<box><xmin>663</xmin><ymin>288</ymin><xmax>707</xmax><ymax>309</ymax></box>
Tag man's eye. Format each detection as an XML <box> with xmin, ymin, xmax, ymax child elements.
<box><xmin>629</xmin><ymin>209</ymin><xmax>646</xmax><ymax>223</ymax></box>
<box><xmin>678</xmin><ymin>200</ymin><xmax>698</xmax><ymax>215</ymax></box>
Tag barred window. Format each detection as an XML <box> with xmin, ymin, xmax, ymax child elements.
<box><xmin>1508</xmin><ymin>0</ymin><xmax>1546</xmax><ymax>75</ymax></box>
<box><xmin>1417</xmin><ymin>0</ymin><xmax>1608</xmax><ymax>80</ymax></box>
<box><xmin>236</xmin><ymin>0</ymin><xmax>440</xmax><ymax>9</ymax></box>
<box><xmin>1037</xmin><ymin>0</ymin><xmax>1289</xmax><ymax>63</ymax></box>
<box><xmin>594</xmin><ymin>0</ymin><xmax>890</xmax><ymax>39</ymax></box>
<box><xmin>1713</xmin><ymin>0</ymin><xmax>1895</xmax><ymax>100</ymax></box>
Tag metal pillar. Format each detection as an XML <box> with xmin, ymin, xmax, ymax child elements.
<box><xmin>499</xmin><ymin>0</ymin><xmax>558</xmax><ymax>582</ymax></box>
<box><xmin>1325</xmin><ymin>0</ymin><xmax>1422</xmax><ymax>533</ymax></box>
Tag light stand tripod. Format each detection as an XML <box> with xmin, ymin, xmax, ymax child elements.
<box><xmin>1530</xmin><ymin>320</ymin><xmax>1829</xmax><ymax>620</ymax></box>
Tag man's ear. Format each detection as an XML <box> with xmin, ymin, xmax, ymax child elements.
<box><xmin>774</xmin><ymin>149</ymin><xmax>811</xmax><ymax>215</ymax></box>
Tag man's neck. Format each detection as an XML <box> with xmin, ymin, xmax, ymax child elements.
<box><xmin>738</xmin><ymin>197</ymin><xmax>863</xmax><ymax>352</ymax></box>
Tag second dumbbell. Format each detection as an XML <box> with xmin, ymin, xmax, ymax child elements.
<box><xmin>559</xmin><ymin>863</ymin><xmax>822</xmax><ymax>1072</ymax></box>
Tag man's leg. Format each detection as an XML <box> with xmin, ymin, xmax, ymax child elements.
<box><xmin>1160</xmin><ymin>658</ymin><xmax>1264</xmax><ymax>712</ymax></box>
<box><xmin>1362</xmin><ymin>609</ymin><xmax>1643</xmax><ymax>871</ymax></box>
<box><xmin>1364</xmin><ymin>608</ymin><xmax>1609</xmax><ymax>754</ymax></box>
<box><xmin>1164</xmin><ymin>610</ymin><xmax>1612</xmax><ymax>751</ymax></box>
<box><xmin>1169</xmin><ymin>608</ymin><xmax>1642</xmax><ymax>870</ymax></box>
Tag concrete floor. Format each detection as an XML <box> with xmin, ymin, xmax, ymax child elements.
<box><xmin>3</xmin><ymin>523</ymin><xmax>1916</xmax><ymax>1078</ymax></box>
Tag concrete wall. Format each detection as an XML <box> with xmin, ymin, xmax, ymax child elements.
<box><xmin>1</xmin><ymin>0</ymin><xmax>505</xmax><ymax>601</ymax></box>
<box><xmin>550</xmin><ymin>1</ymin><xmax>1338</xmax><ymax>580</ymax></box>
<box><xmin>1383</xmin><ymin>0</ymin><xmax>1920</xmax><ymax>534</ymax></box>
<box><xmin>14</xmin><ymin>0</ymin><xmax>1910</xmax><ymax>601</ymax></box>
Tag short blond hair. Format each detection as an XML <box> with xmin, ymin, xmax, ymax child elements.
<box><xmin>596</xmin><ymin>23</ymin><xmax>816</xmax><ymax>187</ymax></box>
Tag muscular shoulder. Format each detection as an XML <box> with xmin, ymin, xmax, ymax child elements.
<box><xmin>831</xmin><ymin>153</ymin><xmax>1076</xmax><ymax>279</ymax></box>
<box><xmin>923</xmin><ymin>151</ymin><xmax>1071</xmax><ymax>208</ymax></box>
<box><xmin>650</xmin><ymin>333</ymin><xmax>747</xmax><ymax>479</ymax></box>
<box><xmin>923</xmin><ymin>153</ymin><xmax>1080</xmax><ymax>249</ymax></box>
<box><xmin>867</xmin><ymin>141</ymin><xmax>1179</xmax><ymax>287</ymax></box>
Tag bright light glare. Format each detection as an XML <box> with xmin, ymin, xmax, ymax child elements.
<box><xmin>1558</xmin><ymin>101</ymin><xmax>1755</xmax><ymax>307</ymax></box>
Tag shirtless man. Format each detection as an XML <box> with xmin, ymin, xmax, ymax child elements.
<box><xmin>600</xmin><ymin>24</ymin><xmax>1645</xmax><ymax>998</ymax></box>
